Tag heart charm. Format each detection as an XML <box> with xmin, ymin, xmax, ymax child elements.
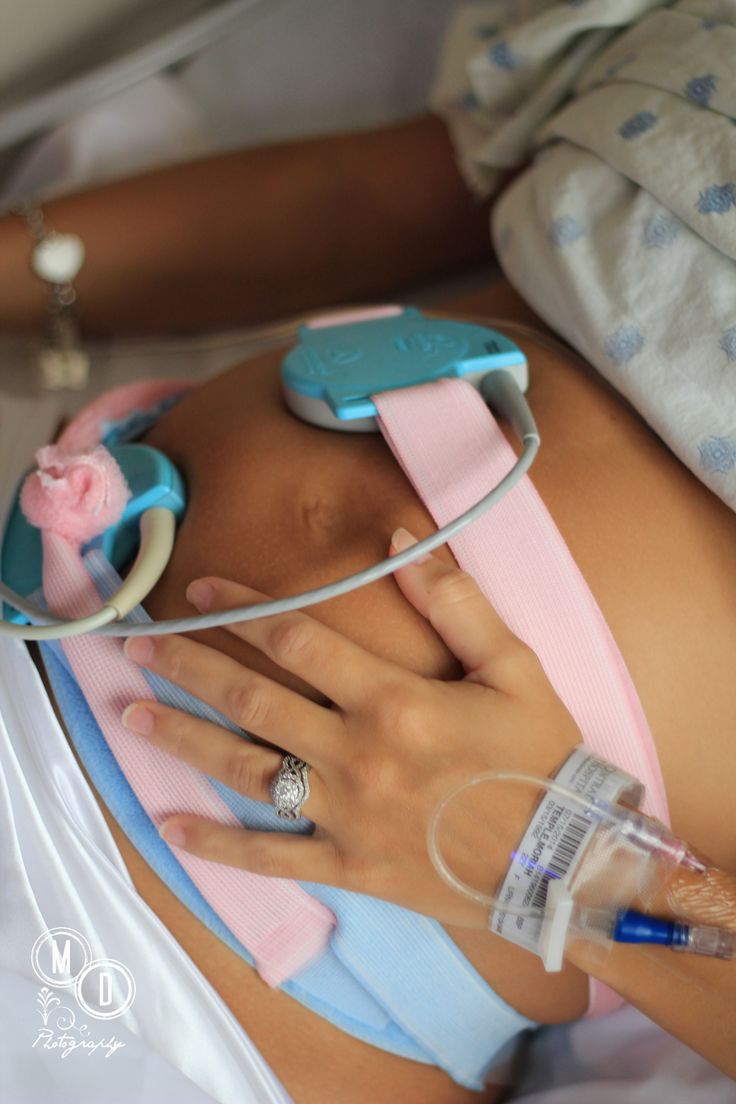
<box><xmin>31</xmin><ymin>233</ymin><xmax>86</xmax><ymax>284</ymax></box>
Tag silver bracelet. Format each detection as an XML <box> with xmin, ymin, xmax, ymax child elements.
<box><xmin>14</xmin><ymin>201</ymin><xmax>90</xmax><ymax>391</ymax></box>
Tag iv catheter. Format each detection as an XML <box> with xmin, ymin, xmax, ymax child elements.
<box><xmin>427</xmin><ymin>756</ymin><xmax>735</xmax><ymax>969</ymax></box>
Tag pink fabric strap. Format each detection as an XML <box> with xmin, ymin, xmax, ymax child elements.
<box><xmin>41</xmin><ymin>533</ymin><xmax>334</xmax><ymax>989</ymax></box>
<box><xmin>57</xmin><ymin>378</ymin><xmax>196</xmax><ymax>453</ymax></box>
<box><xmin>375</xmin><ymin>378</ymin><xmax>670</xmax><ymax>1018</ymax></box>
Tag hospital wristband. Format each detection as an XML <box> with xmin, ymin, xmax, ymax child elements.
<box><xmin>489</xmin><ymin>746</ymin><xmax>643</xmax><ymax>958</ymax></box>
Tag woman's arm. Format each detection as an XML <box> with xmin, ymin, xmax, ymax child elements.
<box><xmin>118</xmin><ymin>533</ymin><xmax>736</xmax><ymax>1076</ymax></box>
<box><xmin>567</xmin><ymin>869</ymin><xmax>736</xmax><ymax>1076</ymax></box>
<box><xmin>0</xmin><ymin>114</ymin><xmax>492</xmax><ymax>336</ymax></box>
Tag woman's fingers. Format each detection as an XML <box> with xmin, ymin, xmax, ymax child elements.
<box><xmin>123</xmin><ymin>631</ymin><xmax>340</xmax><ymax>765</ymax></box>
<box><xmin>185</xmin><ymin>577</ymin><xmax>408</xmax><ymax>710</ymax></box>
<box><xmin>159</xmin><ymin>817</ymin><xmax>343</xmax><ymax>885</ymax></box>
<box><xmin>122</xmin><ymin>699</ymin><xmax>324</xmax><ymax>819</ymax></box>
<box><xmin>390</xmin><ymin>528</ymin><xmax>538</xmax><ymax>692</ymax></box>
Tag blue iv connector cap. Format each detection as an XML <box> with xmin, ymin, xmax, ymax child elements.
<box><xmin>613</xmin><ymin>909</ymin><xmax>686</xmax><ymax>947</ymax></box>
<box><xmin>613</xmin><ymin>909</ymin><xmax>734</xmax><ymax>958</ymax></box>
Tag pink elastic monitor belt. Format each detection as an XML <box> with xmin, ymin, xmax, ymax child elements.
<box><xmin>28</xmin><ymin>367</ymin><xmax>668</xmax><ymax>1015</ymax></box>
<box><xmin>29</xmin><ymin>418</ymin><xmax>335</xmax><ymax>989</ymax></box>
<box><xmin>374</xmin><ymin>377</ymin><xmax>670</xmax><ymax>1018</ymax></box>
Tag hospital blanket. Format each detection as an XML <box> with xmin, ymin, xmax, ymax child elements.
<box><xmin>432</xmin><ymin>0</ymin><xmax>736</xmax><ymax>512</ymax></box>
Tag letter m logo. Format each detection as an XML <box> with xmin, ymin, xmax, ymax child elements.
<box><xmin>50</xmin><ymin>938</ymin><xmax>71</xmax><ymax>977</ymax></box>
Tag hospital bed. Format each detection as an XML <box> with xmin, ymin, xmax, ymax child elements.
<box><xmin>0</xmin><ymin>2</ymin><xmax>732</xmax><ymax>1099</ymax></box>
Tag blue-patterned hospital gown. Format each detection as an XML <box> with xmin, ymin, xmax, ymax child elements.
<box><xmin>431</xmin><ymin>0</ymin><xmax>736</xmax><ymax>511</ymax></box>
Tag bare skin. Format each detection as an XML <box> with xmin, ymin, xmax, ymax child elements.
<box><xmin>0</xmin><ymin>115</ymin><xmax>493</xmax><ymax>336</ymax></box>
<box><xmin>34</xmin><ymin>276</ymin><xmax>736</xmax><ymax>1101</ymax></box>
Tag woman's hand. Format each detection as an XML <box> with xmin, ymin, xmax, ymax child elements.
<box><xmin>121</xmin><ymin>528</ymin><xmax>582</xmax><ymax>928</ymax></box>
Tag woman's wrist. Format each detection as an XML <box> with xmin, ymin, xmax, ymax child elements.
<box><xmin>0</xmin><ymin>210</ymin><xmax>46</xmax><ymax>332</ymax></box>
<box><xmin>563</xmin><ymin>852</ymin><xmax>736</xmax><ymax>1079</ymax></box>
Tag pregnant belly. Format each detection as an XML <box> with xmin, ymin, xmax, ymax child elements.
<box><xmin>46</xmin><ymin>284</ymin><xmax>736</xmax><ymax>1104</ymax></box>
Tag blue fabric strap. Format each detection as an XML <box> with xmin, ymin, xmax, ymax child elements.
<box><xmin>39</xmin><ymin>549</ymin><xmax>536</xmax><ymax>1090</ymax></box>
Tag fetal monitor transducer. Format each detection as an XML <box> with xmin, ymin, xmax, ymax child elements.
<box><xmin>0</xmin><ymin>307</ymin><xmax>540</xmax><ymax>640</ymax></box>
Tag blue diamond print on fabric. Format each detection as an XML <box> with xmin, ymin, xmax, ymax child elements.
<box><xmin>642</xmin><ymin>213</ymin><xmax>681</xmax><ymax>249</ymax></box>
<box><xmin>696</xmin><ymin>182</ymin><xmax>736</xmax><ymax>214</ymax></box>
<box><xmin>618</xmin><ymin>111</ymin><xmax>658</xmax><ymax>139</ymax></box>
<box><xmin>698</xmin><ymin>436</ymin><xmax>736</xmax><ymax>474</ymax></box>
<box><xmin>489</xmin><ymin>41</ymin><xmax>520</xmax><ymax>70</ymax></box>
<box><xmin>685</xmin><ymin>74</ymin><xmax>717</xmax><ymax>106</ymax></box>
<box><xmin>549</xmin><ymin>216</ymin><xmax>586</xmax><ymax>248</ymax></box>
<box><xmin>605</xmin><ymin>326</ymin><xmax>644</xmax><ymax>365</ymax></box>
<box><xmin>719</xmin><ymin>325</ymin><xmax>736</xmax><ymax>361</ymax></box>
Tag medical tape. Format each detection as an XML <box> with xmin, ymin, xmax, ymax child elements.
<box><xmin>490</xmin><ymin>747</ymin><xmax>642</xmax><ymax>956</ymax></box>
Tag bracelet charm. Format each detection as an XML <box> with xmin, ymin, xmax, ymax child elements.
<box><xmin>31</xmin><ymin>232</ymin><xmax>85</xmax><ymax>284</ymax></box>
<box><xmin>15</xmin><ymin>202</ymin><xmax>90</xmax><ymax>391</ymax></box>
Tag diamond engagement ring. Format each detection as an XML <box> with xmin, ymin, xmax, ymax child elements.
<box><xmin>271</xmin><ymin>755</ymin><xmax>311</xmax><ymax>820</ymax></box>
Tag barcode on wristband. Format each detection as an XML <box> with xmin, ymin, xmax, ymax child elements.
<box><xmin>527</xmin><ymin>811</ymin><xmax>591</xmax><ymax>913</ymax></box>
<box><xmin>490</xmin><ymin>748</ymin><xmax>642</xmax><ymax>958</ymax></box>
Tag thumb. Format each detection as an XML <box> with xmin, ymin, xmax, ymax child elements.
<box><xmin>390</xmin><ymin>527</ymin><xmax>532</xmax><ymax>691</ymax></box>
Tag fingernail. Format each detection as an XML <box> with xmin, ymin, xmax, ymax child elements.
<box><xmin>186</xmin><ymin>579</ymin><xmax>215</xmax><ymax>611</ymax></box>
<box><xmin>391</xmin><ymin>527</ymin><xmax>432</xmax><ymax>564</ymax></box>
<box><xmin>160</xmin><ymin>821</ymin><xmax>187</xmax><ymax>848</ymax></box>
<box><xmin>121</xmin><ymin>704</ymin><xmax>155</xmax><ymax>735</ymax></box>
<box><xmin>124</xmin><ymin>637</ymin><xmax>154</xmax><ymax>664</ymax></box>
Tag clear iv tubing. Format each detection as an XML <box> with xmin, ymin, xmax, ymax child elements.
<box><xmin>0</xmin><ymin>314</ymin><xmax>554</xmax><ymax>641</ymax></box>
<box><xmin>426</xmin><ymin>769</ymin><xmax>704</xmax><ymax>919</ymax></box>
